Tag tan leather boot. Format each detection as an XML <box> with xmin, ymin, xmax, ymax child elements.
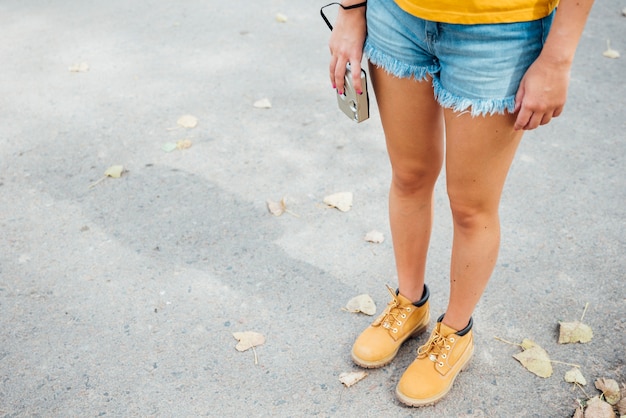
<box><xmin>351</xmin><ymin>284</ymin><xmax>430</xmax><ymax>368</ymax></box>
<box><xmin>396</xmin><ymin>315</ymin><xmax>474</xmax><ymax>406</ymax></box>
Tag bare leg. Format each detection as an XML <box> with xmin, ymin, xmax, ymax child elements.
<box><xmin>442</xmin><ymin>109</ymin><xmax>524</xmax><ymax>331</ymax></box>
<box><xmin>369</xmin><ymin>64</ymin><xmax>444</xmax><ymax>302</ymax></box>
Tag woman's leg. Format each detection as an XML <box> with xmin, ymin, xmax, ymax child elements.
<box><xmin>442</xmin><ymin>110</ymin><xmax>524</xmax><ymax>331</ymax></box>
<box><xmin>369</xmin><ymin>64</ymin><xmax>445</xmax><ymax>302</ymax></box>
<box><xmin>395</xmin><ymin>109</ymin><xmax>524</xmax><ymax>405</ymax></box>
<box><xmin>350</xmin><ymin>64</ymin><xmax>443</xmax><ymax>368</ymax></box>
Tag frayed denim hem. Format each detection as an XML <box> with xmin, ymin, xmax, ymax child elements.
<box><xmin>433</xmin><ymin>78</ymin><xmax>516</xmax><ymax>117</ymax></box>
<box><xmin>364</xmin><ymin>40</ymin><xmax>437</xmax><ymax>81</ymax></box>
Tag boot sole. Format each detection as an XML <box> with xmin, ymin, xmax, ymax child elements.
<box><xmin>351</xmin><ymin>321</ymin><xmax>430</xmax><ymax>369</ymax></box>
<box><xmin>395</xmin><ymin>344</ymin><xmax>474</xmax><ymax>407</ymax></box>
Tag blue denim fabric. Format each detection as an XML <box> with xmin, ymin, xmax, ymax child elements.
<box><xmin>364</xmin><ymin>0</ymin><xmax>554</xmax><ymax>116</ymax></box>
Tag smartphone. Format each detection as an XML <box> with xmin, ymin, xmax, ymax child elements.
<box><xmin>337</xmin><ymin>65</ymin><xmax>369</xmax><ymax>123</ymax></box>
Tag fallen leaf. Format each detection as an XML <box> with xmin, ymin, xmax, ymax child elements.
<box><xmin>176</xmin><ymin>139</ymin><xmax>192</xmax><ymax>149</ymax></box>
<box><xmin>275</xmin><ymin>13</ymin><xmax>288</xmax><ymax>23</ymax></box>
<box><xmin>565</xmin><ymin>368</ymin><xmax>587</xmax><ymax>386</ymax></box>
<box><xmin>339</xmin><ymin>371</ymin><xmax>367</xmax><ymax>387</ymax></box>
<box><xmin>573</xmin><ymin>406</ymin><xmax>584</xmax><ymax>418</ymax></box>
<box><xmin>177</xmin><ymin>115</ymin><xmax>198</xmax><ymax>128</ymax></box>
<box><xmin>520</xmin><ymin>338</ymin><xmax>537</xmax><ymax>350</ymax></box>
<box><xmin>104</xmin><ymin>165</ymin><xmax>124</xmax><ymax>178</ymax></box>
<box><xmin>603</xmin><ymin>40</ymin><xmax>620</xmax><ymax>59</ymax></box>
<box><xmin>253</xmin><ymin>98</ymin><xmax>272</xmax><ymax>109</ymax></box>
<box><xmin>344</xmin><ymin>294</ymin><xmax>376</xmax><ymax>315</ymax></box>
<box><xmin>559</xmin><ymin>321</ymin><xmax>593</xmax><ymax>344</ymax></box>
<box><xmin>233</xmin><ymin>331</ymin><xmax>265</xmax><ymax>352</ymax></box>
<box><xmin>69</xmin><ymin>62</ymin><xmax>89</xmax><ymax>72</ymax></box>
<box><xmin>595</xmin><ymin>378</ymin><xmax>621</xmax><ymax>405</ymax></box>
<box><xmin>267</xmin><ymin>198</ymin><xmax>287</xmax><ymax>216</ymax></box>
<box><xmin>617</xmin><ymin>397</ymin><xmax>626</xmax><ymax>416</ymax></box>
<box><xmin>512</xmin><ymin>339</ymin><xmax>553</xmax><ymax>378</ymax></box>
<box><xmin>88</xmin><ymin>165</ymin><xmax>125</xmax><ymax>189</ymax></box>
<box><xmin>323</xmin><ymin>192</ymin><xmax>353</xmax><ymax>212</ymax></box>
<box><xmin>584</xmin><ymin>396</ymin><xmax>615</xmax><ymax>418</ymax></box>
<box><xmin>364</xmin><ymin>230</ymin><xmax>384</xmax><ymax>243</ymax></box>
<box><xmin>162</xmin><ymin>142</ymin><xmax>178</xmax><ymax>152</ymax></box>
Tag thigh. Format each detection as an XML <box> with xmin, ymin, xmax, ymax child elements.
<box><xmin>444</xmin><ymin>110</ymin><xmax>524</xmax><ymax>209</ymax></box>
<box><xmin>370</xmin><ymin>64</ymin><xmax>444</xmax><ymax>177</ymax></box>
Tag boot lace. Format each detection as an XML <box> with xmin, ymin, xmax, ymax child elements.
<box><xmin>371</xmin><ymin>285</ymin><xmax>412</xmax><ymax>334</ymax></box>
<box><xmin>417</xmin><ymin>327</ymin><xmax>455</xmax><ymax>368</ymax></box>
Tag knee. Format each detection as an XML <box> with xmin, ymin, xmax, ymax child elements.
<box><xmin>448</xmin><ymin>197</ymin><xmax>499</xmax><ymax>232</ymax></box>
<box><xmin>391</xmin><ymin>166</ymin><xmax>440</xmax><ymax>197</ymax></box>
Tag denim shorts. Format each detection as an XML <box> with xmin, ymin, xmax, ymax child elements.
<box><xmin>364</xmin><ymin>0</ymin><xmax>555</xmax><ymax>116</ymax></box>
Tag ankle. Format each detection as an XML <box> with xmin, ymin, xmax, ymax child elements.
<box><xmin>398</xmin><ymin>284</ymin><xmax>429</xmax><ymax>306</ymax></box>
<box><xmin>439</xmin><ymin>313</ymin><xmax>472</xmax><ymax>335</ymax></box>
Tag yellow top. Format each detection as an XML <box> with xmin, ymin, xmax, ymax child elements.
<box><xmin>393</xmin><ymin>0</ymin><xmax>559</xmax><ymax>24</ymax></box>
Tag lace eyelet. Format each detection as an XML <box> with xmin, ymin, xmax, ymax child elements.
<box><xmin>401</xmin><ymin>313</ymin><xmax>407</xmax><ymax>318</ymax></box>
<box><xmin>438</xmin><ymin>362</ymin><xmax>444</xmax><ymax>367</ymax></box>
<box><xmin>406</xmin><ymin>307</ymin><xmax>411</xmax><ymax>312</ymax></box>
<box><xmin>392</xmin><ymin>328</ymin><xmax>398</xmax><ymax>333</ymax></box>
<box><xmin>397</xmin><ymin>321</ymin><xmax>402</xmax><ymax>326</ymax></box>
<box><xmin>445</xmin><ymin>345</ymin><xmax>451</xmax><ymax>350</ymax></box>
<box><xmin>449</xmin><ymin>337</ymin><xmax>455</xmax><ymax>343</ymax></box>
<box><xmin>442</xmin><ymin>354</ymin><xmax>447</xmax><ymax>359</ymax></box>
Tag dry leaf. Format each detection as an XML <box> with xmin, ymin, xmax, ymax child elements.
<box><xmin>323</xmin><ymin>192</ymin><xmax>353</xmax><ymax>212</ymax></box>
<box><xmin>565</xmin><ymin>368</ymin><xmax>587</xmax><ymax>386</ymax></box>
<box><xmin>253</xmin><ymin>98</ymin><xmax>272</xmax><ymax>109</ymax></box>
<box><xmin>88</xmin><ymin>165</ymin><xmax>125</xmax><ymax>188</ymax></box>
<box><xmin>275</xmin><ymin>13</ymin><xmax>288</xmax><ymax>23</ymax></box>
<box><xmin>177</xmin><ymin>115</ymin><xmax>198</xmax><ymax>128</ymax></box>
<box><xmin>520</xmin><ymin>338</ymin><xmax>537</xmax><ymax>350</ymax></box>
<box><xmin>233</xmin><ymin>331</ymin><xmax>265</xmax><ymax>352</ymax></box>
<box><xmin>364</xmin><ymin>230</ymin><xmax>384</xmax><ymax>243</ymax></box>
<box><xmin>104</xmin><ymin>165</ymin><xmax>124</xmax><ymax>178</ymax></box>
<box><xmin>584</xmin><ymin>396</ymin><xmax>615</xmax><ymax>418</ymax></box>
<box><xmin>559</xmin><ymin>321</ymin><xmax>593</xmax><ymax>344</ymax></box>
<box><xmin>573</xmin><ymin>406</ymin><xmax>584</xmax><ymax>418</ymax></box>
<box><xmin>69</xmin><ymin>62</ymin><xmax>89</xmax><ymax>72</ymax></box>
<box><xmin>267</xmin><ymin>198</ymin><xmax>287</xmax><ymax>216</ymax></box>
<box><xmin>176</xmin><ymin>139</ymin><xmax>192</xmax><ymax>149</ymax></box>
<box><xmin>603</xmin><ymin>40</ymin><xmax>620</xmax><ymax>59</ymax></box>
<box><xmin>595</xmin><ymin>378</ymin><xmax>621</xmax><ymax>405</ymax></box>
<box><xmin>512</xmin><ymin>339</ymin><xmax>553</xmax><ymax>378</ymax></box>
<box><xmin>344</xmin><ymin>294</ymin><xmax>376</xmax><ymax>316</ymax></box>
<box><xmin>617</xmin><ymin>397</ymin><xmax>626</xmax><ymax>416</ymax></box>
<box><xmin>339</xmin><ymin>371</ymin><xmax>367</xmax><ymax>387</ymax></box>
<box><xmin>162</xmin><ymin>142</ymin><xmax>178</xmax><ymax>152</ymax></box>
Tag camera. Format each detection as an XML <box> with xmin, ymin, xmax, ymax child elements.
<box><xmin>337</xmin><ymin>64</ymin><xmax>369</xmax><ymax>123</ymax></box>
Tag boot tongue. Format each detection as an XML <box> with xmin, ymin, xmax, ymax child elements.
<box><xmin>438</xmin><ymin>322</ymin><xmax>459</xmax><ymax>338</ymax></box>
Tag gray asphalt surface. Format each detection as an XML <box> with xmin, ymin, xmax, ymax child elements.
<box><xmin>0</xmin><ymin>1</ymin><xmax>624</xmax><ymax>417</ymax></box>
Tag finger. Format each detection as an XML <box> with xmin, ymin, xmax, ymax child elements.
<box><xmin>514</xmin><ymin>106</ymin><xmax>532</xmax><ymax>131</ymax></box>
<box><xmin>334</xmin><ymin>57</ymin><xmax>348</xmax><ymax>95</ymax></box>
<box><xmin>553</xmin><ymin>106</ymin><xmax>564</xmax><ymax>118</ymax></box>
<box><xmin>540</xmin><ymin>113</ymin><xmax>552</xmax><ymax>126</ymax></box>
<box><xmin>524</xmin><ymin>112</ymin><xmax>544</xmax><ymax>131</ymax></box>
<box><xmin>350</xmin><ymin>60</ymin><xmax>363</xmax><ymax>95</ymax></box>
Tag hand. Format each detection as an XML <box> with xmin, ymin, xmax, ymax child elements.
<box><xmin>328</xmin><ymin>8</ymin><xmax>367</xmax><ymax>95</ymax></box>
<box><xmin>513</xmin><ymin>54</ymin><xmax>571</xmax><ymax>131</ymax></box>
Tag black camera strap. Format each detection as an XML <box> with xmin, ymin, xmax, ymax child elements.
<box><xmin>320</xmin><ymin>2</ymin><xmax>367</xmax><ymax>31</ymax></box>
